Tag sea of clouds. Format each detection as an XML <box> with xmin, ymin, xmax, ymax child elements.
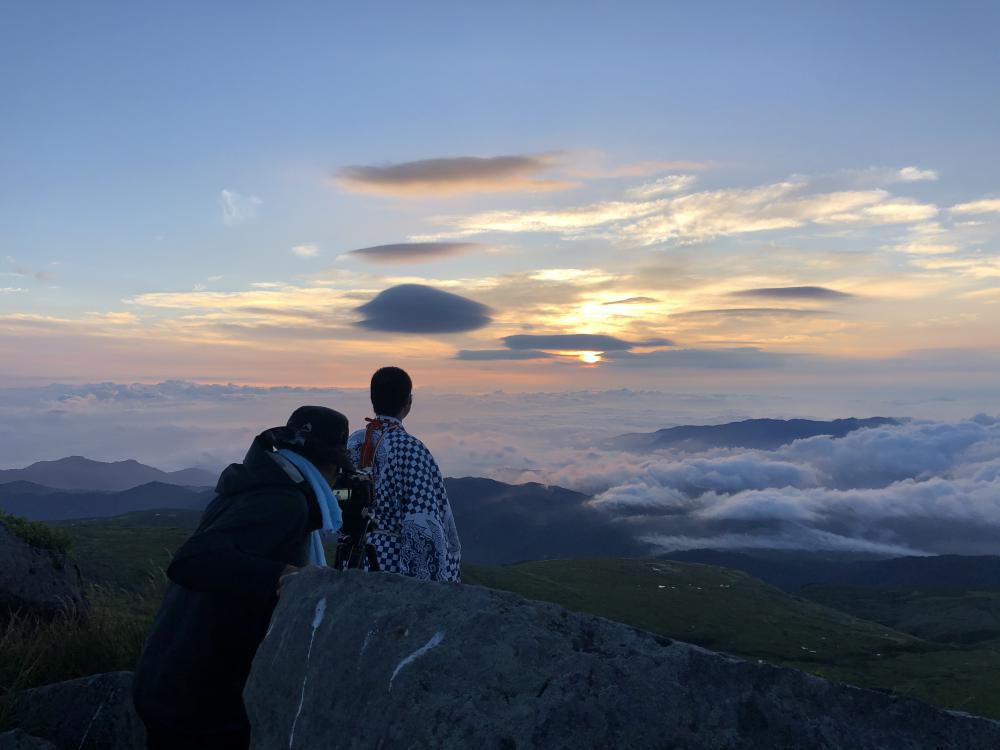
<box><xmin>3</xmin><ymin>381</ymin><xmax>999</xmax><ymax>556</ymax></box>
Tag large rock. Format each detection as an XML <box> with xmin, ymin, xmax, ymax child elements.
<box><xmin>247</xmin><ymin>571</ymin><xmax>1000</xmax><ymax>750</ymax></box>
<box><xmin>0</xmin><ymin>522</ymin><xmax>87</xmax><ymax>621</ymax></box>
<box><xmin>14</xmin><ymin>672</ymin><xmax>144</xmax><ymax>750</ymax></box>
<box><xmin>0</xmin><ymin>730</ymin><xmax>57</xmax><ymax>750</ymax></box>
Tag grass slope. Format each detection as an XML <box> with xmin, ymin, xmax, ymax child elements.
<box><xmin>801</xmin><ymin>585</ymin><xmax>1000</xmax><ymax>645</ymax></box>
<box><xmin>464</xmin><ymin>559</ymin><xmax>1000</xmax><ymax>719</ymax></box>
<box><xmin>59</xmin><ymin>510</ymin><xmax>198</xmax><ymax>592</ymax></box>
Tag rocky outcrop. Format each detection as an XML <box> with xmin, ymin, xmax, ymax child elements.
<box><xmin>0</xmin><ymin>522</ymin><xmax>87</xmax><ymax>621</ymax></box>
<box><xmin>0</xmin><ymin>730</ymin><xmax>57</xmax><ymax>750</ymax></box>
<box><xmin>14</xmin><ymin>672</ymin><xmax>144</xmax><ymax>750</ymax></box>
<box><xmin>247</xmin><ymin>571</ymin><xmax>1000</xmax><ymax>750</ymax></box>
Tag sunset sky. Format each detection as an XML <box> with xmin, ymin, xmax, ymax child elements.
<box><xmin>3</xmin><ymin>2</ymin><xmax>999</xmax><ymax>400</ymax></box>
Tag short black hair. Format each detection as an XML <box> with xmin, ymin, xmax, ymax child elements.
<box><xmin>371</xmin><ymin>366</ymin><xmax>412</xmax><ymax>417</ymax></box>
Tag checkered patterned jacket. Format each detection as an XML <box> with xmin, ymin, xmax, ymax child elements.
<box><xmin>347</xmin><ymin>416</ymin><xmax>461</xmax><ymax>582</ymax></box>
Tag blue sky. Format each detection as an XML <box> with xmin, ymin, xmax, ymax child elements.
<box><xmin>1</xmin><ymin>1</ymin><xmax>999</xmax><ymax>397</ymax></box>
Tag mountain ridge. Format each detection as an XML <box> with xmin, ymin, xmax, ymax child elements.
<box><xmin>0</xmin><ymin>456</ymin><xmax>216</xmax><ymax>492</ymax></box>
<box><xmin>608</xmin><ymin>416</ymin><xmax>899</xmax><ymax>452</ymax></box>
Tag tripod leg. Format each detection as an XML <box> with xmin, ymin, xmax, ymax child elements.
<box><xmin>366</xmin><ymin>544</ymin><xmax>380</xmax><ymax>572</ymax></box>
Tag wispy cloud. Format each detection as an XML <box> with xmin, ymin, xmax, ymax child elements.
<box><xmin>343</xmin><ymin>242</ymin><xmax>482</xmax><ymax>264</ymax></box>
<box><xmin>897</xmin><ymin>166</ymin><xmax>939</xmax><ymax>182</ymax></box>
<box><xmin>437</xmin><ymin>174</ymin><xmax>939</xmax><ymax>244</ymax></box>
<box><xmin>291</xmin><ymin>243</ymin><xmax>320</xmax><ymax>258</ymax></box>
<box><xmin>219</xmin><ymin>189</ymin><xmax>262</xmax><ymax>225</ymax></box>
<box><xmin>669</xmin><ymin>308</ymin><xmax>831</xmax><ymax>319</ymax></box>
<box><xmin>336</xmin><ymin>154</ymin><xmax>575</xmax><ymax>196</ymax></box>
<box><xmin>454</xmin><ymin>349</ymin><xmax>555</xmax><ymax>361</ymax></box>
<box><xmin>503</xmin><ymin>333</ymin><xmax>670</xmax><ymax>352</ymax></box>
<box><xmin>951</xmin><ymin>198</ymin><xmax>1000</xmax><ymax>215</ymax></box>
<box><xmin>625</xmin><ymin>174</ymin><xmax>696</xmax><ymax>198</ymax></box>
<box><xmin>602</xmin><ymin>297</ymin><xmax>660</xmax><ymax>306</ymax></box>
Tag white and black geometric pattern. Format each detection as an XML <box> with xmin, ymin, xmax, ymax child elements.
<box><xmin>347</xmin><ymin>416</ymin><xmax>462</xmax><ymax>581</ymax></box>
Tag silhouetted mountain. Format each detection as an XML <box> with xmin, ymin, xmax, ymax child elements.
<box><xmin>0</xmin><ymin>481</ymin><xmax>214</xmax><ymax>521</ymax></box>
<box><xmin>663</xmin><ymin>549</ymin><xmax>1000</xmax><ymax>592</ymax></box>
<box><xmin>0</xmin><ymin>456</ymin><xmax>216</xmax><ymax>492</ymax></box>
<box><xmin>445</xmin><ymin>477</ymin><xmax>648</xmax><ymax>565</ymax></box>
<box><xmin>608</xmin><ymin>417</ymin><xmax>899</xmax><ymax>452</ymax></box>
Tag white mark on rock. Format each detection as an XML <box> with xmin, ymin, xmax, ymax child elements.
<box><xmin>360</xmin><ymin>623</ymin><xmax>378</xmax><ymax>659</ymax></box>
<box><xmin>78</xmin><ymin>700</ymin><xmax>105</xmax><ymax>749</ymax></box>
<box><xmin>288</xmin><ymin>597</ymin><xmax>327</xmax><ymax>750</ymax></box>
<box><xmin>312</xmin><ymin>597</ymin><xmax>327</xmax><ymax>628</ymax></box>
<box><xmin>389</xmin><ymin>631</ymin><xmax>445</xmax><ymax>692</ymax></box>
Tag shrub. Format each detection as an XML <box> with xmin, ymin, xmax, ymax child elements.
<box><xmin>0</xmin><ymin>513</ymin><xmax>72</xmax><ymax>556</ymax></box>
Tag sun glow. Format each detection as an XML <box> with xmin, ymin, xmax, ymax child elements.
<box><xmin>577</xmin><ymin>351</ymin><xmax>603</xmax><ymax>364</ymax></box>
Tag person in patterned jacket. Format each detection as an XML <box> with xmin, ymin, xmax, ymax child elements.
<box><xmin>347</xmin><ymin>366</ymin><xmax>461</xmax><ymax>581</ymax></box>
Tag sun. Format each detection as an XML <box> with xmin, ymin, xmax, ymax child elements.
<box><xmin>577</xmin><ymin>351</ymin><xmax>603</xmax><ymax>365</ymax></box>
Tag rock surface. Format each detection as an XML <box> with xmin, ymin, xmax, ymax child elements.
<box><xmin>15</xmin><ymin>672</ymin><xmax>144</xmax><ymax>750</ymax></box>
<box><xmin>247</xmin><ymin>571</ymin><xmax>1000</xmax><ymax>750</ymax></box>
<box><xmin>0</xmin><ymin>522</ymin><xmax>87</xmax><ymax>621</ymax></box>
<box><xmin>0</xmin><ymin>730</ymin><xmax>57</xmax><ymax>750</ymax></box>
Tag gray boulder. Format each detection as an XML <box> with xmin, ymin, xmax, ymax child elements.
<box><xmin>0</xmin><ymin>730</ymin><xmax>57</xmax><ymax>750</ymax></box>
<box><xmin>15</xmin><ymin>672</ymin><xmax>144</xmax><ymax>750</ymax></box>
<box><xmin>0</xmin><ymin>521</ymin><xmax>87</xmax><ymax>622</ymax></box>
<box><xmin>247</xmin><ymin>570</ymin><xmax>1000</xmax><ymax>750</ymax></box>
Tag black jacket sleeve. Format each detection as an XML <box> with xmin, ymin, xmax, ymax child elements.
<box><xmin>167</xmin><ymin>487</ymin><xmax>310</xmax><ymax>597</ymax></box>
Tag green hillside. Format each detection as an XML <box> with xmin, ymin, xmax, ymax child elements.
<box><xmin>60</xmin><ymin>510</ymin><xmax>199</xmax><ymax>591</ymax></box>
<box><xmin>801</xmin><ymin>585</ymin><xmax>1000</xmax><ymax>645</ymax></box>
<box><xmin>464</xmin><ymin>559</ymin><xmax>1000</xmax><ymax>719</ymax></box>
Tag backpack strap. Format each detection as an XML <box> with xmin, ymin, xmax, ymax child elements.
<box><xmin>359</xmin><ymin>417</ymin><xmax>401</xmax><ymax>469</ymax></box>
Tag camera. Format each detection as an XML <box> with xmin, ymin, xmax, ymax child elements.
<box><xmin>331</xmin><ymin>470</ymin><xmax>378</xmax><ymax>570</ymax></box>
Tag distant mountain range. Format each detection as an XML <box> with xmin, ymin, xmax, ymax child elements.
<box><xmin>664</xmin><ymin>548</ymin><xmax>1000</xmax><ymax>591</ymax></box>
<box><xmin>0</xmin><ymin>456</ymin><xmax>216</xmax><ymax>491</ymax></box>
<box><xmin>0</xmin><ymin>465</ymin><xmax>646</xmax><ymax>565</ymax></box>
<box><xmin>0</xmin><ymin>481</ymin><xmax>215</xmax><ymax>521</ymax></box>
<box><xmin>607</xmin><ymin>417</ymin><xmax>899</xmax><ymax>452</ymax></box>
<box><xmin>446</xmin><ymin>477</ymin><xmax>647</xmax><ymax>565</ymax></box>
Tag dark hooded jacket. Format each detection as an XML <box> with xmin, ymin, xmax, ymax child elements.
<box><xmin>133</xmin><ymin>435</ymin><xmax>322</xmax><ymax>735</ymax></box>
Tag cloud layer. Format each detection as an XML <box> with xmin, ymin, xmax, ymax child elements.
<box><xmin>3</xmin><ymin>382</ymin><xmax>998</xmax><ymax>558</ymax></box>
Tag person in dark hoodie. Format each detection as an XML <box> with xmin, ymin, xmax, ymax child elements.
<box><xmin>133</xmin><ymin>406</ymin><xmax>350</xmax><ymax>750</ymax></box>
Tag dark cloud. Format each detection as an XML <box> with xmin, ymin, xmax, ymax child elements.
<box><xmin>503</xmin><ymin>333</ymin><xmax>640</xmax><ymax>352</ymax></box>
<box><xmin>670</xmin><ymin>308</ymin><xmax>830</xmax><ymax>319</ymax></box>
<box><xmin>455</xmin><ymin>350</ymin><xmax>555</xmax><ymax>361</ymax></box>
<box><xmin>730</xmin><ymin>286</ymin><xmax>854</xmax><ymax>300</ymax></box>
<box><xmin>602</xmin><ymin>297</ymin><xmax>659</xmax><ymax>306</ymax></box>
<box><xmin>336</xmin><ymin>155</ymin><xmax>573</xmax><ymax>196</ymax></box>
<box><xmin>344</xmin><ymin>242</ymin><xmax>482</xmax><ymax>264</ymax></box>
<box><xmin>355</xmin><ymin>284</ymin><xmax>492</xmax><ymax>334</ymax></box>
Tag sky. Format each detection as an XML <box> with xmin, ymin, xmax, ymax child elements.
<box><xmin>2</xmin><ymin>1</ymin><xmax>1000</xmax><ymax>407</ymax></box>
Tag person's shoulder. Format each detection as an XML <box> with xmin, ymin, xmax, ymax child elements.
<box><xmin>391</xmin><ymin>429</ymin><xmax>438</xmax><ymax>460</ymax></box>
